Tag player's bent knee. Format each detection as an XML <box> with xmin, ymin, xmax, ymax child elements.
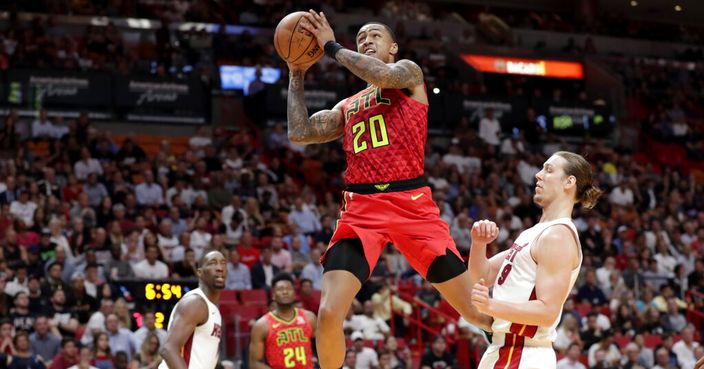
<box><xmin>426</xmin><ymin>250</ymin><xmax>467</xmax><ymax>283</ymax></box>
<box><xmin>322</xmin><ymin>238</ymin><xmax>370</xmax><ymax>285</ymax></box>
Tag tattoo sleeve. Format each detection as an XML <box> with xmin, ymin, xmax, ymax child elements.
<box><xmin>334</xmin><ymin>50</ymin><xmax>424</xmax><ymax>89</ymax></box>
<box><xmin>287</xmin><ymin>71</ymin><xmax>344</xmax><ymax>145</ymax></box>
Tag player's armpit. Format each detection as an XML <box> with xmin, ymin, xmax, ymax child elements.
<box><xmin>248</xmin><ymin>319</ymin><xmax>273</xmax><ymax>369</ymax></box>
<box><xmin>159</xmin><ymin>296</ymin><xmax>208</xmax><ymax>369</ymax></box>
<box><xmin>286</xmin><ymin>71</ymin><xmax>344</xmax><ymax>145</ymax></box>
<box><xmin>335</xmin><ymin>50</ymin><xmax>424</xmax><ymax>89</ymax></box>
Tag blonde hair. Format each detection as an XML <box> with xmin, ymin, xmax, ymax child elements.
<box><xmin>113</xmin><ymin>298</ymin><xmax>132</xmax><ymax>330</ymax></box>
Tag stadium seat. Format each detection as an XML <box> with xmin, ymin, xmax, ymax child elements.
<box><xmin>239</xmin><ymin>289</ymin><xmax>269</xmax><ymax>307</ymax></box>
<box><xmin>220</xmin><ymin>290</ymin><xmax>239</xmax><ymax>303</ymax></box>
<box><xmin>614</xmin><ymin>335</ymin><xmax>632</xmax><ymax>349</ymax></box>
<box><xmin>643</xmin><ymin>334</ymin><xmax>662</xmax><ymax>348</ymax></box>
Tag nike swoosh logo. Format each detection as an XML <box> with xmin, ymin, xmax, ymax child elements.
<box><xmin>411</xmin><ymin>193</ymin><xmax>424</xmax><ymax>201</ymax></box>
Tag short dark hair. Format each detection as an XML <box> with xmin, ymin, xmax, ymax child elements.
<box><xmin>300</xmin><ymin>278</ymin><xmax>312</xmax><ymax>286</ymax></box>
<box><xmin>61</xmin><ymin>337</ymin><xmax>76</xmax><ymax>348</ymax></box>
<box><xmin>271</xmin><ymin>272</ymin><xmax>294</xmax><ymax>289</ymax></box>
<box><xmin>359</xmin><ymin>22</ymin><xmax>397</xmax><ymax>43</ymax></box>
<box><xmin>198</xmin><ymin>249</ymin><xmax>223</xmax><ymax>267</ymax></box>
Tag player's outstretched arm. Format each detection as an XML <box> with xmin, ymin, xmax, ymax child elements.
<box><xmin>301</xmin><ymin>11</ymin><xmax>423</xmax><ymax>90</ymax></box>
<box><xmin>472</xmin><ymin>225</ymin><xmax>579</xmax><ymax>327</ymax></box>
<box><xmin>467</xmin><ymin>220</ymin><xmax>506</xmax><ymax>283</ymax></box>
<box><xmin>249</xmin><ymin>318</ymin><xmax>273</xmax><ymax>369</ymax></box>
<box><xmin>159</xmin><ymin>296</ymin><xmax>208</xmax><ymax>369</ymax></box>
<box><xmin>286</xmin><ymin>67</ymin><xmax>345</xmax><ymax>145</ymax></box>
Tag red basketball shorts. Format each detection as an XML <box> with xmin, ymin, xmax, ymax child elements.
<box><xmin>323</xmin><ymin>185</ymin><xmax>462</xmax><ymax>279</ymax></box>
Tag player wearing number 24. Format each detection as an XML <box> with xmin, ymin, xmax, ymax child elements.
<box><xmin>250</xmin><ymin>273</ymin><xmax>316</xmax><ymax>369</ymax></box>
<box><xmin>286</xmin><ymin>9</ymin><xmax>492</xmax><ymax>369</ymax></box>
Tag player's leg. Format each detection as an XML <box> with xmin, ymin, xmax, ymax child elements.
<box><xmin>317</xmin><ymin>238</ymin><xmax>373</xmax><ymax>369</ymax></box>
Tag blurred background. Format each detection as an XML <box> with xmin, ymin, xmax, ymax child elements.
<box><xmin>0</xmin><ymin>1</ymin><xmax>702</xmax><ymax>369</ymax></box>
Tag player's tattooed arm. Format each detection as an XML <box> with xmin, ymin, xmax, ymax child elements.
<box><xmin>287</xmin><ymin>70</ymin><xmax>344</xmax><ymax>145</ymax></box>
<box><xmin>334</xmin><ymin>51</ymin><xmax>424</xmax><ymax>89</ymax></box>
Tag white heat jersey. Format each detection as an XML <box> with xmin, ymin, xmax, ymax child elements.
<box><xmin>158</xmin><ymin>288</ymin><xmax>222</xmax><ymax>369</ymax></box>
<box><xmin>490</xmin><ymin>217</ymin><xmax>581</xmax><ymax>343</ymax></box>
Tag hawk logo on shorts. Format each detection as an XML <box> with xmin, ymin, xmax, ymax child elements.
<box><xmin>374</xmin><ymin>183</ymin><xmax>390</xmax><ymax>191</ymax></box>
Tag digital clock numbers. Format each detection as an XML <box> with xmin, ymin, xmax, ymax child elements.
<box><xmin>144</xmin><ymin>283</ymin><xmax>190</xmax><ymax>301</ymax></box>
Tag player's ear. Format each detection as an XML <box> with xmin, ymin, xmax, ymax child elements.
<box><xmin>389</xmin><ymin>42</ymin><xmax>398</xmax><ymax>57</ymax></box>
<box><xmin>565</xmin><ymin>175</ymin><xmax>576</xmax><ymax>189</ymax></box>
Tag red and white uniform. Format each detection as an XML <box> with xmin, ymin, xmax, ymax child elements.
<box><xmin>158</xmin><ymin>288</ymin><xmax>222</xmax><ymax>369</ymax></box>
<box><xmin>478</xmin><ymin>218</ymin><xmax>582</xmax><ymax>369</ymax></box>
<box><xmin>264</xmin><ymin>308</ymin><xmax>314</xmax><ymax>369</ymax></box>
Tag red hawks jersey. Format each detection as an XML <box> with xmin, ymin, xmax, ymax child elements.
<box><xmin>264</xmin><ymin>308</ymin><xmax>314</xmax><ymax>369</ymax></box>
<box><xmin>340</xmin><ymin>85</ymin><xmax>428</xmax><ymax>184</ymax></box>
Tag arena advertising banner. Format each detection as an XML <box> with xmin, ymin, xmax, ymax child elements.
<box><xmin>115</xmin><ymin>76</ymin><xmax>206</xmax><ymax>112</ymax></box>
<box><xmin>462</xmin><ymin>54</ymin><xmax>584</xmax><ymax>79</ymax></box>
<box><xmin>6</xmin><ymin>69</ymin><xmax>111</xmax><ymax>108</ymax></box>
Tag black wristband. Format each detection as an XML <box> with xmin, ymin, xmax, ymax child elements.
<box><xmin>324</xmin><ymin>41</ymin><xmax>343</xmax><ymax>60</ymax></box>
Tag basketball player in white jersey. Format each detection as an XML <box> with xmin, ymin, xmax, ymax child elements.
<box><xmin>468</xmin><ymin>151</ymin><xmax>602</xmax><ymax>369</ymax></box>
<box><xmin>159</xmin><ymin>250</ymin><xmax>228</xmax><ymax>369</ymax></box>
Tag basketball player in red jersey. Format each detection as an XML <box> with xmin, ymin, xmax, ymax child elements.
<box><xmin>287</xmin><ymin>10</ymin><xmax>492</xmax><ymax>369</ymax></box>
<box><xmin>468</xmin><ymin>152</ymin><xmax>602</xmax><ymax>369</ymax></box>
<box><xmin>159</xmin><ymin>250</ymin><xmax>227</xmax><ymax>369</ymax></box>
<box><xmin>249</xmin><ymin>273</ymin><xmax>317</xmax><ymax>369</ymax></box>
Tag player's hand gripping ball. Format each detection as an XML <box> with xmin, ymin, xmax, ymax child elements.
<box><xmin>274</xmin><ymin>11</ymin><xmax>324</xmax><ymax>69</ymax></box>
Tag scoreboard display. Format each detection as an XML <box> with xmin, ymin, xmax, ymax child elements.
<box><xmin>117</xmin><ymin>280</ymin><xmax>199</xmax><ymax>329</ymax></box>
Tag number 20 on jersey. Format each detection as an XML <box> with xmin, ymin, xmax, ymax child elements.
<box><xmin>352</xmin><ymin>114</ymin><xmax>389</xmax><ymax>154</ymax></box>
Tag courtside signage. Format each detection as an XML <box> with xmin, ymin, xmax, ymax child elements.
<box><xmin>462</xmin><ymin>54</ymin><xmax>584</xmax><ymax>79</ymax></box>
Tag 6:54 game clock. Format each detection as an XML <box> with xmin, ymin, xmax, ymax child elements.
<box><xmin>118</xmin><ymin>279</ymin><xmax>199</xmax><ymax>329</ymax></box>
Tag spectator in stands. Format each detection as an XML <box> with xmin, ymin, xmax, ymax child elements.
<box><xmin>371</xmin><ymin>282</ymin><xmax>411</xmax><ymax>337</ymax></box>
<box><xmin>135</xmin><ymin>171</ymin><xmax>163</xmax><ymax>208</ymax></box>
<box><xmin>9</xmin><ymin>331</ymin><xmax>45</xmax><ymax>369</ymax></box>
<box><xmin>123</xmin><ymin>316</ymin><xmax>155</xmax><ymax>357</ymax></box>
<box><xmin>287</xmin><ymin>198</ymin><xmax>320</xmax><ymax>236</ymax></box>
<box><xmin>10</xmin><ymin>189</ymin><xmax>37</xmax><ymax>228</ymax></box>
<box><xmin>672</xmin><ymin>325</ymin><xmax>699</xmax><ymax>369</ymax></box>
<box><xmin>587</xmin><ymin>330</ymin><xmax>620</xmax><ymax>367</ymax></box>
<box><xmin>620</xmin><ymin>342</ymin><xmax>645</xmax><ymax>369</ymax></box>
<box><xmin>46</xmin><ymin>289</ymin><xmax>79</xmax><ymax>338</ymax></box>
<box><xmin>557</xmin><ymin>343</ymin><xmax>586</xmax><ymax>369</ymax></box>
<box><xmin>660</xmin><ymin>297</ymin><xmax>687</xmax><ymax>333</ymax></box>
<box><xmin>10</xmin><ymin>291</ymin><xmax>36</xmax><ymax>332</ymax></box>
<box><xmin>631</xmin><ymin>334</ymin><xmax>654</xmax><ymax>368</ymax></box>
<box><xmin>5</xmin><ymin>263</ymin><xmax>30</xmax><ymax>297</ymax></box>
<box><xmin>30</xmin><ymin>317</ymin><xmax>61</xmax><ymax>365</ymax></box>
<box><xmin>132</xmin><ymin>332</ymin><xmax>161</xmax><ymax>369</ymax></box>
<box><xmin>289</xmin><ymin>237</ymin><xmax>311</xmax><ymax>276</ymax></box>
<box><xmin>342</xmin><ymin>349</ymin><xmax>356</xmax><ymax>369</ymax></box>
<box><xmin>577</xmin><ymin>270</ymin><xmax>607</xmax><ymax>306</ymax></box>
<box><xmin>189</xmin><ymin>217</ymin><xmax>212</xmax><ymax>260</ymax></box>
<box><xmin>269</xmin><ymin>236</ymin><xmax>292</xmax><ymax>272</ymax></box>
<box><xmin>156</xmin><ymin>219</ymin><xmax>180</xmax><ymax>263</ymax></box>
<box><xmin>32</xmin><ymin>110</ymin><xmax>56</xmax><ymax>139</ymax></box>
<box><xmin>104</xmin><ymin>244</ymin><xmax>134</xmax><ymax>281</ymax></box>
<box><xmin>236</xmin><ymin>230</ymin><xmax>260</xmax><ymax>269</ymax></box>
<box><xmin>66</xmin><ymin>346</ymin><xmax>96</xmax><ymax>369</ymax></box>
<box><xmin>73</xmin><ymin>149</ymin><xmax>102</xmax><ymax>181</ymax></box>
<box><xmin>609</xmin><ymin>181</ymin><xmax>634</xmax><ymax>207</ymax></box>
<box><xmin>478</xmin><ymin>108</ymin><xmax>501</xmax><ymax>147</ymax></box>
<box><xmin>225</xmin><ymin>249</ymin><xmax>251</xmax><ymax>290</ymax></box>
<box><xmin>250</xmin><ymin>247</ymin><xmax>279</xmax><ymax>290</ymax></box>
<box><xmin>91</xmin><ymin>332</ymin><xmax>112</xmax><ymax>369</ymax></box>
<box><xmin>555</xmin><ymin>314</ymin><xmax>582</xmax><ymax>353</ymax></box>
<box><xmin>171</xmin><ymin>248</ymin><xmax>197</xmax><ymax>279</ymax></box>
<box><xmin>350</xmin><ymin>301</ymin><xmax>390</xmax><ymax>341</ymax></box>
<box><xmin>652</xmin><ymin>347</ymin><xmax>676</xmax><ymax>369</ymax></box>
<box><xmin>350</xmin><ymin>331</ymin><xmax>378</xmax><ymax>369</ymax></box>
<box><xmin>132</xmin><ymin>245</ymin><xmax>168</xmax><ymax>280</ymax></box>
<box><xmin>81</xmin><ymin>300</ymin><xmax>113</xmax><ymax>346</ymax></box>
<box><xmin>298</xmin><ymin>278</ymin><xmax>320</xmax><ymax>314</ymax></box>
<box><xmin>420</xmin><ymin>336</ymin><xmax>455</xmax><ymax>369</ymax></box>
<box><xmin>102</xmin><ymin>314</ymin><xmax>135</xmax><ymax>360</ymax></box>
<box><xmin>48</xmin><ymin>338</ymin><xmax>77</xmax><ymax>369</ymax></box>
<box><xmin>300</xmin><ymin>248</ymin><xmax>323</xmax><ymax>290</ymax></box>
<box><xmin>450</xmin><ymin>213</ymin><xmax>472</xmax><ymax>255</ymax></box>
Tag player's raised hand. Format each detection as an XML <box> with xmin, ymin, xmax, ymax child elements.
<box><xmin>471</xmin><ymin>278</ymin><xmax>492</xmax><ymax>315</ymax></box>
<box><xmin>300</xmin><ymin>10</ymin><xmax>336</xmax><ymax>49</ymax></box>
<box><xmin>287</xmin><ymin>59</ymin><xmax>317</xmax><ymax>73</ymax></box>
<box><xmin>694</xmin><ymin>356</ymin><xmax>704</xmax><ymax>369</ymax></box>
<box><xmin>471</xmin><ymin>219</ymin><xmax>499</xmax><ymax>245</ymax></box>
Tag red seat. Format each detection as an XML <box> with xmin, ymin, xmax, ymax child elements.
<box><xmin>220</xmin><ymin>290</ymin><xmax>239</xmax><ymax>302</ymax></box>
<box><xmin>643</xmin><ymin>334</ymin><xmax>662</xmax><ymax>348</ymax></box>
<box><xmin>614</xmin><ymin>335</ymin><xmax>632</xmax><ymax>349</ymax></box>
<box><xmin>239</xmin><ymin>289</ymin><xmax>269</xmax><ymax>307</ymax></box>
<box><xmin>575</xmin><ymin>302</ymin><xmax>592</xmax><ymax>318</ymax></box>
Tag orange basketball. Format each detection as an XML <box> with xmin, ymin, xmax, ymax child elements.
<box><xmin>274</xmin><ymin>11</ymin><xmax>324</xmax><ymax>65</ymax></box>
